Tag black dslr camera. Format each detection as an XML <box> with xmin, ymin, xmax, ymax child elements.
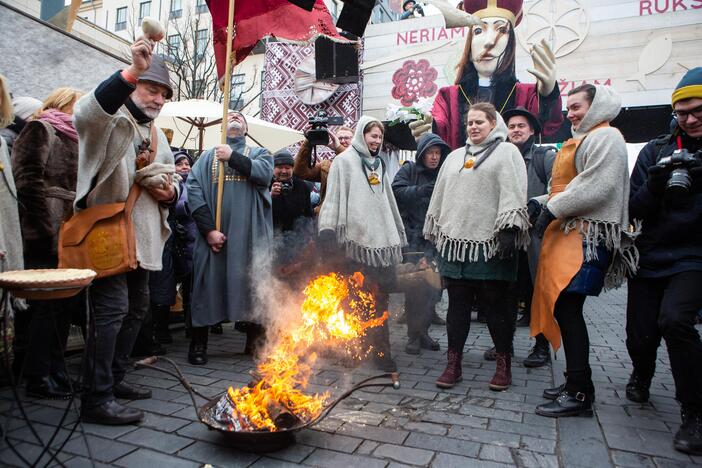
<box><xmin>305</xmin><ymin>110</ymin><xmax>345</xmax><ymax>146</ymax></box>
<box><xmin>279</xmin><ymin>180</ymin><xmax>293</xmax><ymax>195</ymax></box>
<box><xmin>656</xmin><ymin>148</ymin><xmax>701</xmax><ymax>196</ymax></box>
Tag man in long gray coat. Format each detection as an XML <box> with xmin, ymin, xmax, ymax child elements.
<box><xmin>186</xmin><ymin>111</ymin><xmax>273</xmax><ymax>365</ymax></box>
<box><xmin>73</xmin><ymin>37</ymin><xmax>178</xmax><ymax>425</ymax></box>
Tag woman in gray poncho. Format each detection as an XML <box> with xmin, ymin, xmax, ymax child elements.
<box><xmin>318</xmin><ymin>116</ymin><xmax>407</xmax><ymax>372</ymax></box>
<box><xmin>425</xmin><ymin>102</ymin><xmax>530</xmax><ymax>391</ymax></box>
<box><xmin>530</xmin><ymin>84</ymin><xmax>637</xmax><ymax>418</ymax></box>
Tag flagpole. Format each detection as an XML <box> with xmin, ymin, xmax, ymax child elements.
<box><xmin>216</xmin><ymin>0</ymin><xmax>236</xmax><ymax>232</ymax></box>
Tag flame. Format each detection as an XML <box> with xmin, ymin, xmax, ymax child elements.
<box><xmin>224</xmin><ymin>272</ymin><xmax>387</xmax><ymax>431</ymax></box>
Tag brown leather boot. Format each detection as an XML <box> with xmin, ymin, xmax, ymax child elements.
<box><xmin>489</xmin><ymin>352</ymin><xmax>512</xmax><ymax>391</ymax></box>
<box><xmin>436</xmin><ymin>349</ymin><xmax>463</xmax><ymax>388</ymax></box>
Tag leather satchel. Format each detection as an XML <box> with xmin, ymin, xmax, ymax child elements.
<box><xmin>58</xmin><ymin>125</ymin><xmax>158</xmax><ymax>278</ymax></box>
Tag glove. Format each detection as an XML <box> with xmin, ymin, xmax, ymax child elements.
<box><xmin>497</xmin><ymin>228</ymin><xmax>518</xmax><ymax>259</ymax></box>
<box><xmin>527</xmin><ymin>199</ymin><xmax>542</xmax><ymax>225</ymax></box>
<box><xmin>420</xmin><ymin>182</ymin><xmax>435</xmax><ymax>197</ymax></box>
<box><xmin>317</xmin><ymin>230</ymin><xmax>337</xmax><ymax>256</ymax></box>
<box><xmin>533</xmin><ymin>207</ymin><xmax>556</xmax><ymax>239</ymax></box>
<box><xmin>408</xmin><ymin>114</ymin><xmax>433</xmax><ymax>140</ymax></box>
<box><xmin>646</xmin><ymin>164</ymin><xmax>671</xmax><ymax>196</ymax></box>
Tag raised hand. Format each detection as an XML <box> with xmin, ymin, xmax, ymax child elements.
<box><xmin>527</xmin><ymin>39</ymin><xmax>557</xmax><ymax>97</ymax></box>
<box><xmin>127</xmin><ymin>36</ymin><xmax>155</xmax><ymax>78</ymax></box>
<box><xmin>409</xmin><ymin>113</ymin><xmax>433</xmax><ymax>140</ymax></box>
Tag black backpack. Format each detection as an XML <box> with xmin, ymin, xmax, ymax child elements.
<box><xmin>532</xmin><ymin>145</ymin><xmax>557</xmax><ymax>186</ymax></box>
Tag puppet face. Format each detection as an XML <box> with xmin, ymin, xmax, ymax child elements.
<box><xmin>470</xmin><ymin>17</ymin><xmax>511</xmax><ymax>79</ymax></box>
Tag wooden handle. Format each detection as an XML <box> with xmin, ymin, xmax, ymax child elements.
<box><xmin>215</xmin><ymin>0</ymin><xmax>236</xmax><ymax>231</ymax></box>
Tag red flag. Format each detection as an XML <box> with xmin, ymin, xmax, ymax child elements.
<box><xmin>206</xmin><ymin>0</ymin><xmax>343</xmax><ymax>79</ymax></box>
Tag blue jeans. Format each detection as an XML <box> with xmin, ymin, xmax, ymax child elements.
<box><xmin>82</xmin><ymin>268</ymin><xmax>149</xmax><ymax>407</ymax></box>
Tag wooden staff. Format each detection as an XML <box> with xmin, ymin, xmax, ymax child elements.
<box><xmin>216</xmin><ymin>0</ymin><xmax>236</xmax><ymax>231</ymax></box>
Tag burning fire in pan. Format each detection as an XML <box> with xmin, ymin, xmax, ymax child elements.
<box><xmin>213</xmin><ymin>272</ymin><xmax>388</xmax><ymax>432</ymax></box>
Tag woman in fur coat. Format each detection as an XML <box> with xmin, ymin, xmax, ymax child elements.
<box><xmin>12</xmin><ymin>87</ymin><xmax>84</xmax><ymax>399</ymax></box>
<box><xmin>425</xmin><ymin>102</ymin><xmax>530</xmax><ymax>391</ymax></box>
<box><xmin>529</xmin><ymin>84</ymin><xmax>637</xmax><ymax>417</ymax></box>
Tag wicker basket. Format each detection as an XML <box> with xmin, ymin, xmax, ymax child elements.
<box><xmin>0</xmin><ymin>269</ymin><xmax>96</xmax><ymax>300</ymax></box>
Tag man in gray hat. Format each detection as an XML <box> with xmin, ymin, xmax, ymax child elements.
<box><xmin>72</xmin><ymin>36</ymin><xmax>179</xmax><ymax>425</ymax></box>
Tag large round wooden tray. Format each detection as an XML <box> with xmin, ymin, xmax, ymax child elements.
<box><xmin>0</xmin><ymin>269</ymin><xmax>96</xmax><ymax>300</ymax></box>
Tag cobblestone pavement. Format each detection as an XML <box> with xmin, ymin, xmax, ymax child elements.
<box><xmin>1</xmin><ymin>287</ymin><xmax>701</xmax><ymax>467</ymax></box>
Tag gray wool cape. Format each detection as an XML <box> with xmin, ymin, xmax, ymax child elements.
<box><xmin>424</xmin><ymin>114</ymin><xmax>531</xmax><ymax>263</ymax></box>
<box><xmin>318</xmin><ymin>116</ymin><xmax>407</xmax><ymax>268</ymax></box>
<box><xmin>73</xmin><ymin>92</ymin><xmax>176</xmax><ymax>271</ymax></box>
<box><xmin>534</xmin><ymin>84</ymin><xmax>639</xmax><ymax>288</ymax></box>
<box><xmin>187</xmin><ymin>136</ymin><xmax>273</xmax><ymax>327</ymax></box>
<box><xmin>0</xmin><ymin>136</ymin><xmax>23</xmax><ymax>273</ymax></box>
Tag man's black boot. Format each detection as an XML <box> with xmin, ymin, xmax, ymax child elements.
<box><xmin>523</xmin><ymin>337</ymin><xmax>551</xmax><ymax>368</ymax></box>
<box><xmin>536</xmin><ymin>390</ymin><xmax>593</xmax><ymax>418</ymax></box>
<box><xmin>80</xmin><ymin>400</ymin><xmax>144</xmax><ymax>425</ymax></box>
<box><xmin>26</xmin><ymin>375</ymin><xmax>72</xmax><ymax>400</ymax></box>
<box><xmin>674</xmin><ymin>407</ymin><xmax>702</xmax><ymax>455</ymax></box>
<box><xmin>113</xmin><ymin>381</ymin><xmax>152</xmax><ymax>400</ymax></box>
<box><xmin>625</xmin><ymin>371</ymin><xmax>651</xmax><ymax>403</ymax></box>
<box><xmin>188</xmin><ymin>327</ymin><xmax>209</xmax><ymax>365</ymax></box>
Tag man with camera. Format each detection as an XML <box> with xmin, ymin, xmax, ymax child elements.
<box><xmin>626</xmin><ymin>68</ymin><xmax>702</xmax><ymax>455</ymax></box>
<box><xmin>271</xmin><ymin>150</ymin><xmax>313</xmax><ymax>233</ymax></box>
<box><xmin>400</xmin><ymin>0</ymin><xmax>425</xmax><ymax>20</ymax></box>
<box><xmin>293</xmin><ymin>113</ymin><xmax>352</xmax><ymax>214</ymax></box>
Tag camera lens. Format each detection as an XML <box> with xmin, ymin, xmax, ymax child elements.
<box><xmin>666</xmin><ymin>168</ymin><xmax>692</xmax><ymax>196</ymax></box>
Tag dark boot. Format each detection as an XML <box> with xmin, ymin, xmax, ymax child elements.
<box><xmin>543</xmin><ymin>383</ymin><xmax>566</xmax><ymax>400</ymax></box>
<box><xmin>235</xmin><ymin>322</ymin><xmax>266</xmax><ymax>356</ymax></box>
<box><xmin>188</xmin><ymin>327</ymin><xmax>208</xmax><ymax>366</ymax></box>
<box><xmin>489</xmin><ymin>352</ymin><xmax>512</xmax><ymax>391</ymax></box>
<box><xmin>419</xmin><ymin>333</ymin><xmax>440</xmax><ymax>351</ymax></box>
<box><xmin>152</xmin><ymin>304</ymin><xmax>173</xmax><ymax>344</ymax></box>
<box><xmin>523</xmin><ymin>336</ymin><xmax>551</xmax><ymax>368</ymax></box>
<box><xmin>625</xmin><ymin>371</ymin><xmax>651</xmax><ymax>403</ymax></box>
<box><xmin>536</xmin><ymin>390</ymin><xmax>593</xmax><ymax>418</ymax></box>
<box><xmin>210</xmin><ymin>323</ymin><xmax>224</xmax><ymax>335</ymax></box>
<box><xmin>674</xmin><ymin>407</ymin><xmax>702</xmax><ymax>455</ymax></box>
<box><xmin>405</xmin><ymin>337</ymin><xmax>421</xmax><ymax>355</ymax></box>
<box><xmin>26</xmin><ymin>375</ymin><xmax>72</xmax><ymax>400</ymax></box>
<box><xmin>436</xmin><ymin>349</ymin><xmax>462</xmax><ymax>388</ymax></box>
<box><xmin>430</xmin><ymin>312</ymin><xmax>445</xmax><ymax>325</ymax></box>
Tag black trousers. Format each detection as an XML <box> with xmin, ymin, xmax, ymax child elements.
<box><xmin>626</xmin><ymin>271</ymin><xmax>702</xmax><ymax>409</ymax></box>
<box><xmin>553</xmin><ymin>292</ymin><xmax>591</xmax><ymax>394</ymax></box>
<box><xmin>444</xmin><ymin>278</ymin><xmax>513</xmax><ymax>354</ymax></box>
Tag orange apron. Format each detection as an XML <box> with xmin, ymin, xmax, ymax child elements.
<box><xmin>530</xmin><ymin>123</ymin><xmax>609</xmax><ymax>350</ymax></box>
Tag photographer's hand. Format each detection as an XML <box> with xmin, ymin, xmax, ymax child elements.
<box><xmin>646</xmin><ymin>164</ymin><xmax>671</xmax><ymax>196</ymax></box>
<box><xmin>690</xmin><ymin>164</ymin><xmax>702</xmax><ymax>193</ymax></box>
<box><xmin>329</xmin><ymin>132</ymin><xmax>340</xmax><ymax>150</ymax></box>
<box><xmin>271</xmin><ymin>181</ymin><xmax>282</xmax><ymax>197</ymax></box>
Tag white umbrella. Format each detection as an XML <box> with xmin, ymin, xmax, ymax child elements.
<box><xmin>155</xmin><ymin>99</ymin><xmax>304</xmax><ymax>153</ymax></box>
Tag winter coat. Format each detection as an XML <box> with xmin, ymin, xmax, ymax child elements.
<box><xmin>392</xmin><ymin>133</ymin><xmax>450</xmax><ymax>252</ymax></box>
<box><xmin>293</xmin><ymin>139</ymin><xmax>345</xmax><ymax>214</ymax></box>
<box><xmin>629</xmin><ymin>129</ymin><xmax>702</xmax><ymax>278</ymax></box>
<box><xmin>520</xmin><ymin>139</ymin><xmax>556</xmax><ymax>201</ymax></box>
<box><xmin>272</xmin><ymin>175</ymin><xmax>313</xmax><ymax>233</ymax></box>
<box><xmin>0</xmin><ymin>136</ymin><xmax>23</xmax><ymax>273</ymax></box>
<box><xmin>12</xmin><ymin>120</ymin><xmax>78</xmax><ymax>267</ymax></box>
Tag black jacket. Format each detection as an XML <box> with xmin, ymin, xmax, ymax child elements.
<box><xmin>392</xmin><ymin>133</ymin><xmax>450</xmax><ymax>252</ymax></box>
<box><xmin>629</xmin><ymin>128</ymin><xmax>702</xmax><ymax>278</ymax></box>
<box><xmin>272</xmin><ymin>176</ymin><xmax>313</xmax><ymax>233</ymax></box>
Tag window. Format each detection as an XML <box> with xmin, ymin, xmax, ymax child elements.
<box><xmin>196</xmin><ymin>0</ymin><xmax>208</xmax><ymax>14</ymax></box>
<box><xmin>195</xmin><ymin>28</ymin><xmax>208</xmax><ymax>59</ymax></box>
<box><xmin>138</xmin><ymin>1</ymin><xmax>151</xmax><ymax>20</ymax></box>
<box><xmin>229</xmin><ymin>74</ymin><xmax>246</xmax><ymax>111</ymax></box>
<box><xmin>167</xmin><ymin>34</ymin><xmax>181</xmax><ymax>61</ymax></box>
<box><xmin>115</xmin><ymin>6</ymin><xmax>127</xmax><ymax>31</ymax></box>
<box><xmin>169</xmin><ymin>0</ymin><xmax>182</xmax><ymax>19</ymax></box>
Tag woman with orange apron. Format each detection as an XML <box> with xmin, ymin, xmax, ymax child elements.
<box><xmin>529</xmin><ymin>84</ymin><xmax>639</xmax><ymax>417</ymax></box>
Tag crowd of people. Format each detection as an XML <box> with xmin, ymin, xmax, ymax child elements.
<box><xmin>0</xmin><ymin>31</ymin><xmax>700</xmax><ymax>456</ymax></box>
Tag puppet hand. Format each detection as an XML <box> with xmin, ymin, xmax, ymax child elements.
<box><xmin>527</xmin><ymin>39</ymin><xmax>557</xmax><ymax>97</ymax></box>
<box><xmin>409</xmin><ymin>114</ymin><xmax>433</xmax><ymax>140</ymax></box>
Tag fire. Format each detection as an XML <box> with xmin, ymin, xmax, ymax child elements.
<box><xmin>218</xmin><ymin>272</ymin><xmax>388</xmax><ymax>431</ymax></box>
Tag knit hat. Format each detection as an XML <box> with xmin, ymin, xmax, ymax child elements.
<box><xmin>139</xmin><ymin>55</ymin><xmax>173</xmax><ymax>99</ymax></box>
<box><xmin>12</xmin><ymin>96</ymin><xmax>42</xmax><ymax>120</ymax></box>
<box><xmin>672</xmin><ymin>67</ymin><xmax>702</xmax><ymax>107</ymax></box>
<box><xmin>402</xmin><ymin>0</ymin><xmax>416</xmax><ymax>9</ymax></box>
<box><xmin>502</xmin><ymin>106</ymin><xmax>541</xmax><ymax>134</ymax></box>
<box><xmin>462</xmin><ymin>0</ymin><xmax>523</xmax><ymax>26</ymax></box>
<box><xmin>173</xmin><ymin>150</ymin><xmax>192</xmax><ymax>166</ymax></box>
<box><xmin>274</xmin><ymin>150</ymin><xmax>294</xmax><ymax>166</ymax></box>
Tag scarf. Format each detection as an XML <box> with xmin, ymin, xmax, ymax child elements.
<box><xmin>318</xmin><ymin>116</ymin><xmax>407</xmax><ymax>267</ymax></box>
<box><xmin>424</xmin><ymin>114</ymin><xmax>530</xmax><ymax>262</ymax></box>
<box><xmin>39</xmin><ymin>109</ymin><xmax>78</xmax><ymax>143</ymax></box>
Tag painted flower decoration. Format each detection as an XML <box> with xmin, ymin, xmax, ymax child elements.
<box><xmin>391</xmin><ymin>59</ymin><xmax>439</xmax><ymax>107</ymax></box>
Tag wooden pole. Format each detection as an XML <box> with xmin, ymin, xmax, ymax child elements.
<box><xmin>215</xmin><ymin>0</ymin><xmax>236</xmax><ymax>231</ymax></box>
